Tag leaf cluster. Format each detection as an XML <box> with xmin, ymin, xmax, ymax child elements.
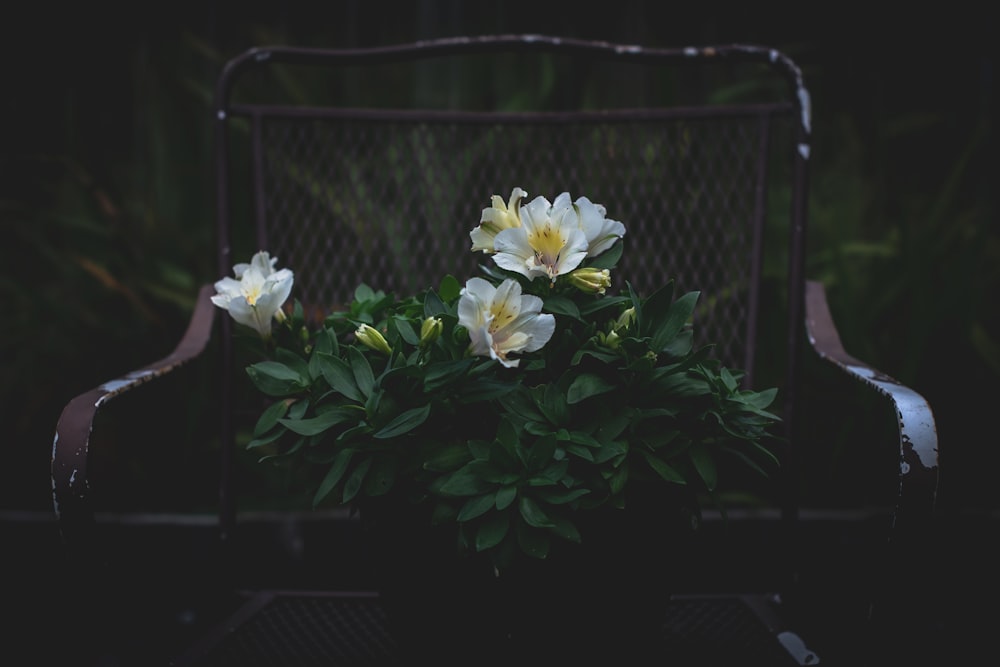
<box><xmin>241</xmin><ymin>242</ymin><xmax>781</xmax><ymax>570</ymax></box>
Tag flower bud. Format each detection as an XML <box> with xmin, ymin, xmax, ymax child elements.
<box><xmin>601</xmin><ymin>330</ymin><xmax>621</xmax><ymax>349</ymax></box>
<box><xmin>568</xmin><ymin>267</ymin><xmax>612</xmax><ymax>295</ymax></box>
<box><xmin>419</xmin><ymin>317</ymin><xmax>443</xmax><ymax>347</ymax></box>
<box><xmin>615</xmin><ymin>306</ymin><xmax>636</xmax><ymax>332</ymax></box>
<box><xmin>355</xmin><ymin>323</ymin><xmax>392</xmax><ymax>355</ymax></box>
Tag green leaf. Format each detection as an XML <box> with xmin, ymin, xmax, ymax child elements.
<box><xmin>585</xmin><ymin>238</ymin><xmax>623</xmax><ymax>269</ymax></box>
<box><xmin>651</xmin><ymin>290</ymin><xmax>699</xmax><ymax>352</ymax></box>
<box><xmin>374</xmin><ymin>404</ymin><xmax>431</xmax><ymax>438</ymax></box>
<box><xmin>392</xmin><ymin>316</ymin><xmax>420</xmax><ymax>345</ymax></box>
<box><xmin>689</xmin><ymin>441</ymin><xmax>718</xmax><ymax>491</ymax></box>
<box><xmin>347</xmin><ymin>346</ymin><xmax>375</xmax><ymax>398</ymax></box>
<box><xmin>280</xmin><ymin>406</ymin><xmax>359</xmax><ymax>436</ymax></box>
<box><xmin>518</xmin><ymin>496</ymin><xmax>555</xmax><ymax>528</ymax></box>
<box><xmin>475</xmin><ymin>512</ymin><xmax>509</xmax><ymax>551</ymax></box>
<box><xmin>458</xmin><ymin>493</ymin><xmax>497</xmax><ymax>521</ymax></box>
<box><xmin>640</xmin><ymin>449</ymin><xmax>687</xmax><ymax>484</ymax></box>
<box><xmin>524</xmin><ymin>434</ymin><xmax>558</xmax><ymax>471</ymax></box>
<box><xmin>537</xmin><ymin>383</ymin><xmax>569</xmax><ymax>427</ymax></box>
<box><xmin>312</xmin><ymin>327</ymin><xmax>338</xmax><ymax>356</ymax></box>
<box><xmin>363</xmin><ymin>457</ymin><xmax>397</xmax><ymax>496</ymax></box>
<box><xmin>245</xmin><ymin>361</ymin><xmax>308</xmax><ymax>397</ymax></box>
<box><xmin>534</xmin><ymin>487</ymin><xmax>590</xmax><ymax>505</ymax></box>
<box><xmin>253</xmin><ymin>399</ymin><xmax>289</xmax><ymax>436</ymax></box>
<box><xmin>495</xmin><ymin>485</ymin><xmax>517</xmax><ymax>510</ymax></box>
<box><xmin>548</xmin><ymin>514</ymin><xmax>582</xmax><ymax>543</ymax></box>
<box><xmin>439</xmin><ymin>465</ymin><xmax>492</xmax><ymax>496</ymax></box>
<box><xmin>275</xmin><ymin>346</ymin><xmax>311</xmax><ymax>379</ymax></box>
<box><xmin>422</xmin><ymin>289</ymin><xmax>447</xmax><ymax>317</ymax></box>
<box><xmin>457</xmin><ymin>378</ymin><xmax>520</xmax><ymax>403</ymax></box>
<box><xmin>743</xmin><ymin>387</ymin><xmax>779</xmax><ymax>411</ymax></box>
<box><xmin>423</xmin><ymin>442</ymin><xmax>472</xmax><ymax>471</ymax></box>
<box><xmin>316</xmin><ymin>352</ymin><xmax>363</xmax><ymax>402</ymax></box>
<box><xmin>354</xmin><ymin>283</ymin><xmax>376</xmax><ymax>303</ymax></box>
<box><xmin>246</xmin><ymin>428</ymin><xmax>286</xmax><ymax>450</ymax></box>
<box><xmin>542</xmin><ymin>295</ymin><xmax>581</xmax><ymax>318</ymax></box>
<box><xmin>313</xmin><ymin>449</ymin><xmax>352</xmax><ymax>507</ymax></box>
<box><xmin>566</xmin><ymin>373</ymin><xmax>616</xmax><ymax>404</ymax></box>
<box><xmin>342</xmin><ymin>457</ymin><xmax>372</xmax><ymax>502</ymax></box>
<box><xmin>516</xmin><ymin>523</ymin><xmax>551</xmax><ymax>558</ymax></box>
<box><xmin>438</xmin><ymin>275</ymin><xmax>462</xmax><ymax>303</ymax></box>
<box><xmin>422</xmin><ymin>358</ymin><xmax>475</xmax><ymax>392</ymax></box>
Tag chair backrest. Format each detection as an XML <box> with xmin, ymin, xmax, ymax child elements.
<box><xmin>213</xmin><ymin>35</ymin><xmax>809</xmax><ymax>535</ymax></box>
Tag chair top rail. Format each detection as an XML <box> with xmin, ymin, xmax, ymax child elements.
<box><xmin>214</xmin><ymin>35</ymin><xmax>809</xmax><ymax>127</ymax></box>
<box><xmin>226</xmin><ymin>101</ymin><xmax>796</xmax><ymax>123</ymax></box>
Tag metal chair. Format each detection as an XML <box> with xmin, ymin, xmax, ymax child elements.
<box><xmin>52</xmin><ymin>35</ymin><xmax>939</xmax><ymax>666</ymax></box>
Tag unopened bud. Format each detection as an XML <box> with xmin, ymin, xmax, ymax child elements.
<box><xmin>602</xmin><ymin>330</ymin><xmax>621</xmax><ymax>349</ymax></box>
<box><xmin>615</xmin><ymin>307</ymin><xmax>636</xmax><ymax>332</ymax></box>
<box><xmin>355</xmin><ymin>323</ymin><xmax>392</xmax><ymax>355</ymax></box>
<box><xmin>568</xmin><ymin>267</ymin><xmax>612</xmax><ymax>295</ymax></box>
<box><xmin>419</xmin><ymin>317</ymin><xmax>443</xmax><ymax>347</ymax></box>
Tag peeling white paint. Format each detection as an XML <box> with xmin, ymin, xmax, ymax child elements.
<box><xmin>217</xmin><ymin>110</ymin><xmax>226</xmax><ymax>121</ymax></box>
<box><xmin>845</xmin><ymin>364</ymin><xmax>938</xmax><ymax>469</ymax></box>
<box><xmin>798</xmin><ymin>143</ymin><xmax>811</xmax><ymax>160</ymax></box>
<box><xmin>777</xmin><ymin>630</ymin><xmax>819</xmax><ymax>664</ymax></box>
<box><xmin>99</xmin><ymin>378</ymin><xmax>132</xmax><ymax>394</ymax></box>
<box><xmin>798</xmin><ymin>87</ymin><xmax>812</xmax><ymax>135</ymax></box>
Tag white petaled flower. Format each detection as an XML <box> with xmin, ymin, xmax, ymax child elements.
<box><xmin>573</xmin><ymin>195</ymin><xmax>626</xmax><ymax>257</ymax></box>
<box><xmin>457</xmin><ymin>277</ymin><xmax>555</xmax><ymax>368</ymax></box>
<box><xmin>492</xmin><ymin>194</ymin><xmax>589</xmax><ymax>282</ymax></box>
<box><xmin>470</xmin><ymin>187</ymin><xmax>527</xmax><ymax>254</ymax></box>
<box><xmin>233</xmin><ymin>250</ymin><xmax>282</xmax><ymax>279</ymax></box>
<box><xmin>211</xmin><ymin>251</ymin><xmax>294</xmax><ymax>340</ymax></box>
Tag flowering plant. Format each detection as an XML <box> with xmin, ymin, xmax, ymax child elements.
<box><xmin>212</xmin><ymin>188</ymin><xmax>780</xmax><ymax>572</ymax></box>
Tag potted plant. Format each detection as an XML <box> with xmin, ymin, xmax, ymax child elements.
<box><xmin>212</xmin><ymin>187</ymin><xmax>781</xmax><ymax>661</ymax></box>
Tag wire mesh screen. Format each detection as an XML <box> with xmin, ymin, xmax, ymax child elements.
<box><xmin>250</xmin><ymin>107</ymin><xmax>789</xmax><ymax>373</ymax></box>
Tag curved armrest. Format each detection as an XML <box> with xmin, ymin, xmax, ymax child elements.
<box><xmin>804</xmin><ymin>280</ymin><xmax>939</xmax><ymax>527</ymax></box>
<box><xmin>51</xmin><ymin>284</ymin><xmax>218</xmax><ymax>546</ymax></box>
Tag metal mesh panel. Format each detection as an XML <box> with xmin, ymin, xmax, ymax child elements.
<box><xmin>254</xmin><ymin>110</ymin><xmax>783</xmax><ymax>371</ymax></box>
<box><xmin>187</xmin><ymin>592</ymin><xmax>800</xmax><ymax>666</ymax></box>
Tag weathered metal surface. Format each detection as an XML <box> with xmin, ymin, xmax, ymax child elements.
<box><xmin>804</xmin><ymin>279</ymin><xmax>940</xmax><ymax>517</ymax></box>
<box><xmin>50</xmin><ymin>284</ymin><xmax>217</xmax><ymax>535</ymax></box>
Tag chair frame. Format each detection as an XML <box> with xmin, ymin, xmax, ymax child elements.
<box><xmin>52</xmin><ymin>34</ymin><xmax>939</xmax><ymax>665</ymax></box>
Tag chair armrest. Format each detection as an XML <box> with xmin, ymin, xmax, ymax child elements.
<box><xmin>51</xmin><ymin>283</ymin><xmax>218</xmax><ymax>545</ymax></box>
<box><xmin>804</xmin><ymin>280</ymin><xmax>939</xmax><ymax>526</ymax></box>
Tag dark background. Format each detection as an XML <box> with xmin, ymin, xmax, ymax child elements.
<box><xmin>1</xmin><ymin>1</ymin><xmax>995</xmax><ymax>662</ymax></box>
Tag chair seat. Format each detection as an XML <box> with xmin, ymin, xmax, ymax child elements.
<box><xmin>172</xmin><ymin>590</ymin><xmax>814</xmax><ymax>666</ymax></box>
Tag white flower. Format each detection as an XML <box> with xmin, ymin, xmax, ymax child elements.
<box><xmin>492</xmin><ymin>194</ymin><xmax>589</xmax><ymax>282</ymax></box>
<box><xmin>573</xmin><ymin>195</ymin><xmax>626</xmax><ymax>257</ymax></box>
<box><xmin>211</xmin><ymin>251</ymin><xmax>294</xmax><ymax>340</ymax></box>
<box><xmin>470</xmin><ymin>187</ymin><xmax>527</xmax><ymax>254</ymax></box>
<box><xmin>457</xmin><ymin>277</ymin><xmax>555</xmax><ymax>368</ymax></box>
<box><xmin>233</xmin><ymin>250</ymin><xmax>281</xmax><ymax>279</ymax></box>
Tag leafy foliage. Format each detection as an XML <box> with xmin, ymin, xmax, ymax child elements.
<box><xmin>234</xmin><ymin>215</ymin><xmax>780</xmax><ymax>571</ymax></box>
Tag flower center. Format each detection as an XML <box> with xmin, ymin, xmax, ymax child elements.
<box><xmin>527</xmin><ymin>224</ymin><xmax>567</xmax><ymax>278</ymax></box>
